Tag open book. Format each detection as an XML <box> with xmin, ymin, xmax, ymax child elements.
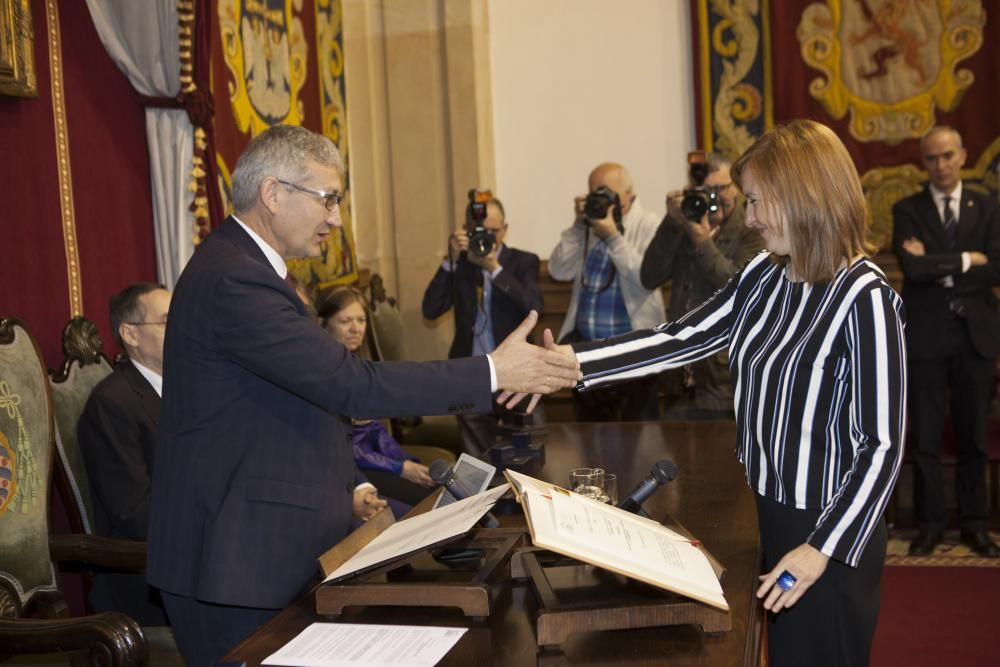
<box><xmin>505</xmin><ymin>469</ymin><xmax>728</xmax><ymax>611</ymax></box>
<box><xmin>321</xmin><ymin>484</ymin><xmax>509</xmax><ymax>584</ymax></box>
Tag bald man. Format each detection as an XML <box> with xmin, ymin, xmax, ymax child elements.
<box><xmin>549</xmin><ymin>162</ymin><xmax>666</xmax><ymax>420</ymax></box>
<box><xmin>892</xmin><ymin>126</ymin><xmax>1000</xmax><ymax>558</ymax></box>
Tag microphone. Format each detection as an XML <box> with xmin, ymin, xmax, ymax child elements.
<box><xmin>616</xmin><ymin>460</ymin><xmax>678</xmax><ymax>516</ymax></box>
<box><xmin>428</xmin><ymin>459</ymin><xmax>499</xmax><ymax>528</ymax></box>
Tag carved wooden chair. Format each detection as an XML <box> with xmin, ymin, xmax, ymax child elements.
<box><xmin>45</xmin><ymin>317</ymin><xmax>184</xmax><ymax>664</ymax></box>
<box><xmin>0</xmin><ymin>317</ymin><xmax>146</xmax><ymax>665</ymax></box>
<box><xmin>49</xmin><ymin>316</ymin><xmax>114</xmax><ymax>536</ymax></box>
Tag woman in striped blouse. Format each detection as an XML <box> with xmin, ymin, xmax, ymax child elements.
<box><xmin>566</xmin><ymin>120</ymin><xmax>905</xmax><ymax>665</ymax></box>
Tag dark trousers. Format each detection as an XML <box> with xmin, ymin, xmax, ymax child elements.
<box><xmin>161</xmin><ymin>591</ymin><xmax>279</xmax><ymax>665</ymax></box>
<box><xmin>572</xmin><ymin>375</ymin><xmax>661</xmax><ymax>422</ymax></box>
<box><xmin>755</xmin><ymin>494</ymin><xmax>886</xmax><ymax>667</ymax></box>
<box><xmin>909</xmin><ymin>319</ymin><xmax>994</xmax><ymax>532</ymax></box>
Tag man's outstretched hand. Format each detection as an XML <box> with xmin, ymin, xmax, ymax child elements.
<box><xmin>494</xmin><ymin>321</ymin><xmax>579</xmax><ymax>412</ymax></box>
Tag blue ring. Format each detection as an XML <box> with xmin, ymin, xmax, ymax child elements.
<box><xmin>777</xmin><ymin>571</ymin><xmax>797</xmax><ymax>592</ymax></box>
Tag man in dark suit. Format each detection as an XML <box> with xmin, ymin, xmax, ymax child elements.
<box><xmin>892</xmin><ymin>125</ymin><xmax>1000</xmax><ymax>558</ymax></box>
<box><xmin>422</xmin><ymin>196</ymin><xmax>543</xmax><ymax>455</ymax></box>
<box><xmin>77</xmin><ymin>282</ymin><xmax>171</xmax><ymax>624</ymax></box>
<box><xmin>146</xmin><ymin>125</ymin><xmax>579</xmax><ymax>664</ymax></box>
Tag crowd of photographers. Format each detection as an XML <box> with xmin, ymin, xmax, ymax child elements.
<box><xmin>420</xmin><ymin>151</ymin><xmax>760</xmax><ymax>447</ymax></box>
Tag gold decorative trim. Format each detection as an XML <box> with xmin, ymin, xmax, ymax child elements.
<box><xmin>0</xmin><ymin>0</ymin><xmax>38</xmax><ymax>97</ymax></box>
<box><xmin>45</xmin><ymin>0</ymin><xmax>81</xmax><ymax>317</ymax></box>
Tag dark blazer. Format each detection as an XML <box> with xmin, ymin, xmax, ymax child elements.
<box><xmin>421</xmin><ymin>246</ymin><xmax>542</xmax><ymax>358</ymax></box>
<box><xmin>892</xmin><ymin>185</ymin><xmax>1000</xmax><ymax>361</ymax></box>
<box><xmin>147</xmin><ymin>217</ymin><xmax>492</xmax><ymax>609</ymax></box>
<box><xmin>77</xmin><ymin>358</ymin><xmax>167</xmax><ymax>624</ymax></box>
<box><xmin>78</xmin><ymin>359</ymin><xmax>160</xmax><ymax>540</ymax></box>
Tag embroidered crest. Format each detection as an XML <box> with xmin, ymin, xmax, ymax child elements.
<box><xmin>798</xmin><ymin>0</ymin><xmax>985</xmax><ymax>144</ymax></box>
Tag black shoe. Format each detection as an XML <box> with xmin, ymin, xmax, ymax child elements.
<box><xmin>908</xmin><ymin>530</ymin><xmax>942</xmax><ymax>556</ymax></box>
<box><xmin>959</xmin><ymin>530</ymin><xmax>1000</xmax><ymax>558</ymax></box>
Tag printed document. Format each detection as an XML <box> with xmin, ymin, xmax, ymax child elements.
<box><xmin>505</xmin><ymin>469</ymin><xmax>727</xmax><ymax>610</ymax></box>
<box><xmin>262</xmin><ymin>623</ymin><xmax>466</xmax><ymax>666</ymax></box>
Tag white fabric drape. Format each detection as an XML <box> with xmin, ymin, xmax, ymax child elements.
<box><xmin>85</xmin><ymin>0</ymin><xmax>195</xmax><ymax>287</ymax></box>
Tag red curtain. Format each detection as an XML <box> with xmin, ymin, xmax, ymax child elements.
<box><xmin>0</xmin><ymin>0</ymin><xmax>156</xmax><ymax>368</ymax></box>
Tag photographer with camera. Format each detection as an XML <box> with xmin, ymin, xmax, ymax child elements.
<box><xmin>549</xmin><ymin>162</ymin><xmax>666</xmax><ymax>421</ymax></box>
<box><xmin>640</xmin><ymin>151</ymin><xmax>763</xmax><ymax>420</ymax></box>
<box><xmin>422</xmin><ymin>192</ymin><xmax>543</xmax><ymax>456</ymax></box>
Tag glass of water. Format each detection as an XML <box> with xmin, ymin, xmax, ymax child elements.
<box><xmin>570</xmin><ymin>467</ymin><xmax>606</xmax><ymax>502</ymax></box>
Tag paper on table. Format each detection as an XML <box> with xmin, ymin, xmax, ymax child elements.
<box><xmin>323</xmin><ymin>483</ymin><xmax>510</xmax><ymax>583</ymax></box>
<box><xmin>261</xmin><ymin>623</ymin><xmax>467</xmax><ymax>667</ymax></box>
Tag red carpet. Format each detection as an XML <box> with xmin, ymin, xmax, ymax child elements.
<box><xmin>872</xmin><ymin>566</ymin><xmax>1000</xmax><ymax>666</ymax></box>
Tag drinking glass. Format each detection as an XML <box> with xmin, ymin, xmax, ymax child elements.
<box><xmin>569</xmin><ymin>467</ymin><xmax>605</xmax><ymax>501</ymax></box>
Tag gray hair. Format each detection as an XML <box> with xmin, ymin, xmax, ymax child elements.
<box><xmin>706</xmin><ymin>152</ymin><xmax>732</xmax><ymax>175</ymax></box>
<box><xmin>231</xmin><ymin>125</ymin><xmax>344</xmax><ymax>213</ymax></box>
<box><xmin>920</xmin><ymin>125</ymin><xmax>963</xmax><ymax>152</ymax></box>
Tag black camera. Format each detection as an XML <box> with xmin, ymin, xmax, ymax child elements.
<box><xmin>466</xmin><ymin>189</ymin><xmax>496</xmax><ymax>257</ymax></box>
<box><xmin>583</xmin><ymin>186</ymin><xmax>624</xmax><ymax>233</ymax></box>
<box><xmin>680</xmin><ymin>151</ymin><xmax>720</xmax><ymax>222</ymax></box>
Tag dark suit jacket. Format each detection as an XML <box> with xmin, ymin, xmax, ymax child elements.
<box><xmin>77</xmin><ymin>358</ymin><xmax>167</xmax><ymax>624</ymax></box>
<box><xmin>421</xmin><ymin>246</ymin><xmax>542</xmax><ymax>358</ymax></box>
<box><xmin>77</xmin><ymin>358</ymin><xmax>160</xmax><ymax>541</ymax></box>
<box><xmin>892</xmin><ymin>185</ymin><xmax>1000</xmax><ymax>361</ymax></box>
<box><xmin>147</xmin><ymin>218</ymin><xmax>492</xmax><ymax>609</ymax></box>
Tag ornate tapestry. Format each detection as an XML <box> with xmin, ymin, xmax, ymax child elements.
<box><xmin>692</xmin><ymin>0</ymin><xmax>999</xmax><ymax>250</ymax></box>
<box><xmin>212</xmin><ymin>0</ymin><xmax>356</xmax><ymax>289</ymax></box>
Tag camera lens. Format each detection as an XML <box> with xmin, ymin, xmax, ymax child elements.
<box><xmin>468</xmin><ymin>228</ymin><xmax>496</xmax><ymax>257</ymax></box>
<box><xmin>681</xmin><ymin>192</ymin><xmax>709</xmax><ymax>221</ymax></box>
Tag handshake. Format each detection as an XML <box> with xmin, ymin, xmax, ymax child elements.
<box><xmin>489</xmin><ymin>310</ymin><xmax>580</xmax><ymax>413</ymax></box>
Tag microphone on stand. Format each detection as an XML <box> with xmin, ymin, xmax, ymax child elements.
<box><xmin>616</xmin><ymin>460</ymin><xmax>678</xmax><ymax>517</ymax></box>
<box><xmin>428</xmin><ymin>459</ymin><xmax>499</xmax><ymax>528</ymax></box>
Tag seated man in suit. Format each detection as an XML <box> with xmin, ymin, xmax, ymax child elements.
<box><xmin>422</xmin><ymin>194</ymin><xmax>543</xmax><ymax>456</ymax></box>
<box><xmin>77</xmin><ymin>282</ymin><xmax>171</xmax><ymax>624</ymax></box>
<box><xmin>892</xmin><ymin>125</ymin><xmax>1000</xmax><ymax>557</ymax></box>
<box><xmin>145</xmin><ymin>125</ymin><xmax>580</xmax><ymax>664</ymax></box>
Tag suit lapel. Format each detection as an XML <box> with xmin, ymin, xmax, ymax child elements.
<box><xmin>917</xmin><ymin>188</ymin><xmax>950</xmax><ymax>250</ymax></box>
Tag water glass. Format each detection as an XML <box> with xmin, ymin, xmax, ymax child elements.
<box><xmin>569</xmin><ymin>467</ymin><xmax>605</xmax><ymax>501</ymax></box>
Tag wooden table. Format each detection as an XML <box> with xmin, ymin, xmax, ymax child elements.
<box><xmin>225</xmin><ymin>421</ymin><xmax>763</xmax><ymax>666</ymax></box>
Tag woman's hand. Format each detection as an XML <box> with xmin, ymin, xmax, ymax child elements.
<box><xmin>756</xmin><ymin>543</ymin><xmax>829</xmax><ymax>612</ymax></box>
<box><xmin>401</xmin><ymin>460</ymin><xmax>434</xmax><ymax>487</ymax></box>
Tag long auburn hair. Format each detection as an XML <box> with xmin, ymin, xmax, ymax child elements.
<box><xmin>731</xmin><ymin>119</ymin><xmax>875</xmax><ymax>282</ymax></box>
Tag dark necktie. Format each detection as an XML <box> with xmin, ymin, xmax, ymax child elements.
<box><xmin>942</xmin><ymin>196</ymin><xmax>957</xmax><ymax>246</ymax></box>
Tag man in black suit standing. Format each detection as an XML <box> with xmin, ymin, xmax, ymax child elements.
<box><xmin>146</xmin><ymin>125</ymin><xmax>579</xmax><ymax>664</ymax></box>
<box><xmin>78</xmin><ymin>282</ymin><xmax>171</xmax><ymax>624</ymax></box>
<box><xmin>893</xmin><ymin>125</ymin><xmax>1000</xmax><ymax>558</ymax></box>
<box><xmin>422</xmin><ymin>195</ymin><xmax>543</xmax><ymax>455</ymax></box>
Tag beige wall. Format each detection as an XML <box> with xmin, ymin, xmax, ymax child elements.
<box><xmin>343</xmin><ymin>0</ymin><xmax>696</xmax><ymax>360</ymax></box>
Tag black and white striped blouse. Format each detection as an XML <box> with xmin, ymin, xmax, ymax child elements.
<box><xmin>574</xmin><ymin>252</ymin><xmax>906</xmax><ymax>566</ymax></box>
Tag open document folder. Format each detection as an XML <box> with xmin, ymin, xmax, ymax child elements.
<box><xmin>322</xmin><ymin>484</ymin><xmax>510</xmax><ymax>584</ymax></box>
<box><xmin>504</xmin><ymin>469</ymin><xmax>728</xmax><ymax>611</ymax></box>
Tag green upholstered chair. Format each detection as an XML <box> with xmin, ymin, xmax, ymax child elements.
<box><xmin>49</xmin><ymin>317</ymin><xmax>113</xmax><ymax>536</ymax></box>
<box><xmin>366</xmin><ymin>275</ymin><xmax>461</xmax><ymax>462</ymax></box>
<box><xmin>0</xmin><ymin>317</ymin><xmax>146</xmax><ymax>665</ymax></box>
<box><xmin>46</xmin><ymin>318</ymin><xmax>184</xmax><ymax>666</ymax></box>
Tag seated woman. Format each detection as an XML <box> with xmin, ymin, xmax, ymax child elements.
<box><xmin>318</xmin><ymin>287</ymin><xmax>435</xmax><ymax>508</ymax></box>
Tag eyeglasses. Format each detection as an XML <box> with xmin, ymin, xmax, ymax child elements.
<box><xmin>276</xmin><ymin>179</ymin><xmax>343</xmax><ymax>210</ymax></box>
<box><xmin>126</xmin><ymin>320</ymin><xmax>167</xmax><ymax>327</ymax></box>
<box><xmin>704</xmin><ymin>182</ymin><xmax>733</xmax><ymax>196</ymax></box>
